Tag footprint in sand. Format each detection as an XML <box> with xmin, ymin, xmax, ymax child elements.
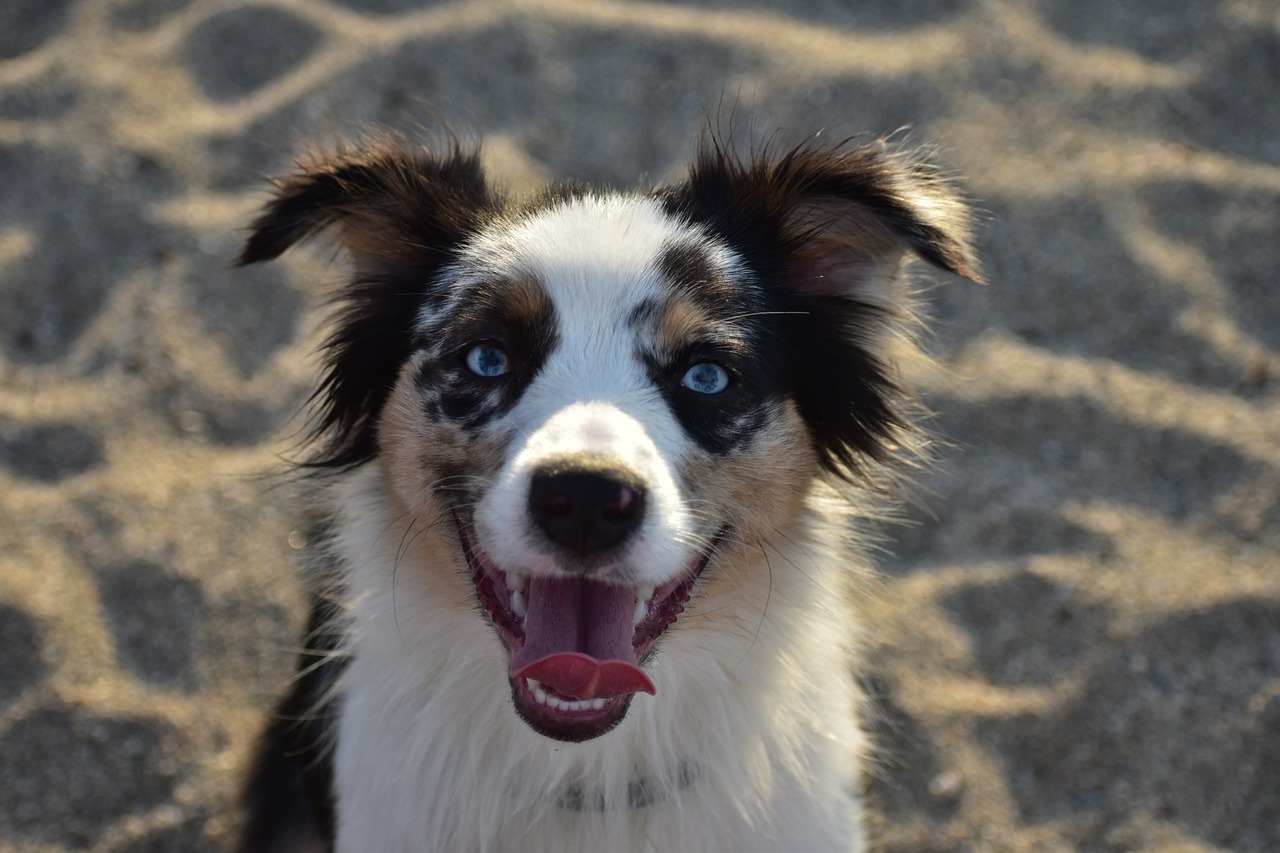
<box><xmin>0</xmin><ymin>422</ymin><xmax>104</xmax><ymax>483</ymax></box>
<box><xmin>184</xmin><ymin>6</ymin><xmax>324</xmax><ymax>104</ymax></box>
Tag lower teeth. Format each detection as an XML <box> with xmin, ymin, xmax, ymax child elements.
<box><xmin>526</xmin><ymin>679</ymin><xmax>607</xmax><ymax>712</ymax></box>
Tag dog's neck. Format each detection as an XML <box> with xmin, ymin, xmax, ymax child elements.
<box><xmin>556</xmin><ymin>760</ymin><xmax>699</xmax><ymax>812</ymax></box>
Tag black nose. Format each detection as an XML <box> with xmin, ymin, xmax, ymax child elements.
<box><xmin>527</xmin><ymin>459</ymin><xmax>647</xmax><ymax>558</ymax></box>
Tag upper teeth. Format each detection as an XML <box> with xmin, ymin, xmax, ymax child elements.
<box><xmin>505</xmin><ymin>577</ymin><xmax>656</xmax><ymax>627</ymax></box>
<box><xmin>505</xmin><ymin>572</ymin><xmax>528</xmax><ymax>622</ymax></box>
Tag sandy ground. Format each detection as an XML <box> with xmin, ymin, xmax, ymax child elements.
<box><xmin>1</xmin><ymin>0</ymin><xmax>1278</xmax><ymax>850</ymax></box>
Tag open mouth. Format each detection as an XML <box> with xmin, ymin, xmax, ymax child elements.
<box><xmin>456</xmin><ymin>514</ymin><xmax>714</xmax><ymax>742</ymax></box>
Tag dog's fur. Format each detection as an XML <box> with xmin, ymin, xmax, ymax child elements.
<box><xmin>236</xmin><ymin>132</ymin><xmax>979</xmax><ymax>853</ymax></box>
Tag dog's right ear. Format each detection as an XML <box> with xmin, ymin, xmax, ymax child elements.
<box><xmin>236</xmin><ymin>141</ymin><xmax>494</xmax><ymax>268</ymax></box>
<box><xmin>236</xmin><ymin>142</ymin><xmax>497</xmax><ymax>471</ymax></box>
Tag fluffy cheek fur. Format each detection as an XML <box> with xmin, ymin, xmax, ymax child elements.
<box><xmin>682</xmin><ymin>399</ymin><xmax>820</xmax><ymax>546</ymax></box>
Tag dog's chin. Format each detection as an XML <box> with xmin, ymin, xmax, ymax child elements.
<box><xmin>510</xmin><ymin>679</ymin><xmax>634</xmax><ymax>743</ymax></box>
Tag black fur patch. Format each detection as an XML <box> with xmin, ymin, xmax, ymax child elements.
<box><xmin>656</xmin><ymin>242</ymin><xmax>741</xmax><ymax>313</ymax></box>
<box><xmin>239</xmin><ymin>591</ymin><xmax>345</xmax><ymax>852</ymax></box>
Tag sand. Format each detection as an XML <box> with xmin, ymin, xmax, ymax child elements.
<box><xmin>1</xmin><ymin>0</ymin><xmax>1277</xmax><ymax>850</ymax></box>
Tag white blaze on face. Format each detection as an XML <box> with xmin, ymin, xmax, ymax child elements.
<box><xmin>460</xmin><ymin>196</ymin><xmax>712</xmax><ymax>587</ymax></box>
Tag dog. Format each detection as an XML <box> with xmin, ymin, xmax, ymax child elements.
<box><xmin>235</xmin><ymin>131</ymin><xmax>979</xmax><ymax>852</ymax></box>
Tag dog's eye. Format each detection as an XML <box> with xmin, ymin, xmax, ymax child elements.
<box><xmin>680</xmin><ymin>362</ymin><xmax>730</xmax><ymax>395</ymax></box>
<box><xmin>464</xmin><ymin>342</ymin><xmax>511</xmax><ymax>378</ymax></box>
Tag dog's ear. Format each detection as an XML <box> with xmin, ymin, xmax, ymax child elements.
<box><xmin>671</xmin><ymin>136</ymin><xmax>982</xmax><ymax>293</ymax></box>
<box><xmin>237</xmin><ymin>141</ymin><xmax>493</xmax><ymax>268</ymax></box>
<box><xmin>665</xmin><ymin>138</ymin><xmax>981</xmax><ymax>479</ymax></box>
<box><xmin>237</xmin><ymin>142</ymin><xmax>496</xmax><ymax>470</ymax></box>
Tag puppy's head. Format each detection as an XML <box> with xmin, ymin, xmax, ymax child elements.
<box><xmin>240</xmin><ymin>134</ymin><xmax>979</xmax><ymax>741</ymax></box>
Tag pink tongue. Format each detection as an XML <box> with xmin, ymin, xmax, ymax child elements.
<box><xmin>509</xmin><ymin>576</ymin><xmax>655</xmax><ymax>700</ymax></box>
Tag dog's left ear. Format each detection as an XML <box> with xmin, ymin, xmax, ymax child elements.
<box><xmin>669</xmin><ymin>137</ymin><xmax>982</xmax><ymax>295</ymax></box>
<box><xmin>664</xmin><ymin>138</ymin><xmax>982</xmax><ymax>478</ymax></box>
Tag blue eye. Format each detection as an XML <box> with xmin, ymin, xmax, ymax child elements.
<box><xmin>465</xmin><ymin>343</ymin><xmax>511</xmax><ymax>377</ymax></box>
<box><xmin>680</xmin><ymin>362</ymin><xmax>730</xmax><ymax>395</ymax></box>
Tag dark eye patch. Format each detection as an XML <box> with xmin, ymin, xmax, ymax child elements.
<box><xmin>636</xmin><ymin>281</ymin><xmax>785</xmax><ymax>456</ymax></box>
<box><xmin>415</xmin><ymin>276</ymin><xmax>558</xmax><ymax>430</ymax></box>
<box><xmin>650</xmin><ymin>336</ymin><xmax>783</xmax><ymax>455</ymax></box>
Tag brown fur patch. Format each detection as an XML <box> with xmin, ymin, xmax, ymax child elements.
<box><xmin>654</xmin><ymin>297</ymin><xmax>715</xmax><ymax>354</ymax></box>
<box><xmin>454</xmin><ymin>275</ymin><xmax>552</xmax><ymax>338</ymax></box>
<box><xmin>678</xmin><ymin>399</ymin><xmax>818</xmax><ymax>545</ymax></box>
